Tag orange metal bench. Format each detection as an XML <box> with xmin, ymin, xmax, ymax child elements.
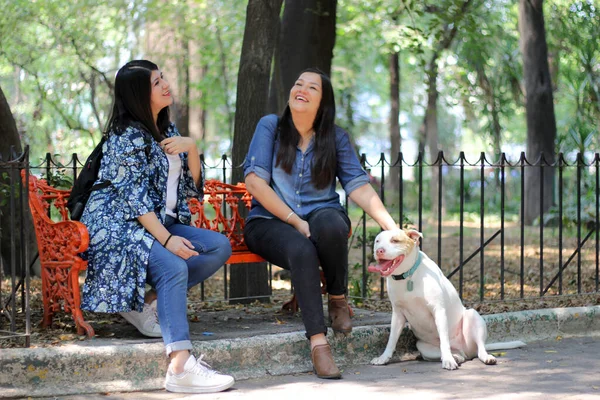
<box><xmin>23</xmin><ymin>173</ymin><xmax>313</xmax><ymax>337</ymax></box>
<box><xmin>23</xmin><ymin>172</ymin><xmax>94</xmax><ymax>337</ymax></box>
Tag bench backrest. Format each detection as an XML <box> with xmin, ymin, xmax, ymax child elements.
<box><xmin>23</xmin><ymin>172</ymin><xmax>90</xmax><ymax>264</ymax></box>
<box><xmin>24</xmin><ymin>173</ymin><xmax>259</xmax><ymax>260</ymax></box>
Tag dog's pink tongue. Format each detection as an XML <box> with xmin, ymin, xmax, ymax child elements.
<box><xmin>368</xmin><ymin>260</ymin><xmax>394</xmax><ymax>275</ymax></box>
<box><xmin>368</xmin><ymin>264</ymin><xmax>383</xmax><ymax>273</ymax></box>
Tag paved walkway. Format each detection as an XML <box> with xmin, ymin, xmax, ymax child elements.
<box><xmin>33</xmin><ymin>336</ymin><xmax>600</xmax><ymax>400</ymax></box>
<box><xmin>2</xmin><ymin>306</ymin><xmax>600</xmax><ymax>398</ymax></box>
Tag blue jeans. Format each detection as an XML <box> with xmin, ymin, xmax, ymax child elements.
<box><xmin>146</xmin><ymin>216</ymin><xmax>232</xmax><ymax>355</ymax></box>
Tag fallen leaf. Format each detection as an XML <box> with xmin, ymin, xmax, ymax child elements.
<box><xmin>545</xmin><ymin>350</ymin><xmax>557</xmax><ymax>353</ymax></box>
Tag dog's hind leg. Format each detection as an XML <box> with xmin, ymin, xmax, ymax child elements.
<box><xmin>463</xmin><ymin>309</ymin><xmax>496</xmax><ymax>365</ymax></box>
<box><xmin>416</xmin><ymin>340</ymin><xmax>441</xmax><ymax>361</ymax></box>
<box><xmin>417</xmin><ymin>341</ymin><xmax>464</xmax><ymax>365</ymax></box>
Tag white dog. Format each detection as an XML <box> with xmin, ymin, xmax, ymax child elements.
<box><xmin>369</xmin><ymin>228</ymin><xmax>525</xmax><ymax>370</ymax></box>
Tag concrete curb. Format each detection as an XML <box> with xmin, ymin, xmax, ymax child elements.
<box><xmin>484</xmin><ymin>306</ymin><xmax>600</xmax><ymax>342</ymax></box>
<box><xmin>1</xmin><ymin>306</ymin><xmax>599</xmax><ymax>398</ymax></box>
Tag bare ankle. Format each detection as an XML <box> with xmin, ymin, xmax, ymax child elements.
<box><xmin>309</xmin><ymin>333</ymin><xmax>328</xmax><ymax>350</ymax></box>
<box><xmin>169</xmin><ymin>350</ymin><xmax>191</xmax><ymax>374</ymax></box>
<box><xmin>144</xmin><ymin>289</ymin><xmax>157</xmax><ymax>304</ymax></box>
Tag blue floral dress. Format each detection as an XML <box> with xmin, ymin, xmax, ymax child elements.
<box><xmin>80</xmin><ymin>123</ymin><xmax>201</xmax><ymax>313</ymax></box>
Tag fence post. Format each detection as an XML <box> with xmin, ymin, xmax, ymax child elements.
<box><xmin>500</xmin><ymin>153</ymin><xmax>506</xmax><ymax>300</ymax></box>
<box><xmin>558</xmin><ymin>153</ymin><xmax>564</xmax><ymax>295</ymax></box>
<box><xmin>459</xmin><ymin>152</ymin><xmax>465</xmax><ymax>300</ymax></box>
<box><xmin>479</xmin><ymin>152</ymin><xmax>485</xmax><ymax>301</ymax></box>
<box><xmin>520</xmin><ymin>152</ymin><xmax>525</xmax><ymax>298</ymax></box>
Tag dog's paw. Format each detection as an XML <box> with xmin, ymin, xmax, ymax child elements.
<box><xmin>480</xmin><ymin>354</ymin><xmax>497</xmax><ymax>365</ymax></box>
<box><xmin>452</xmin><ymin>354</ymin><xmax>465</xmax><ymax>365</ymax></box>
<box><xmin>441</xmin><ymin>357</ymin><xmax>459</xmax><ymax>370</ymax></box>
<box><xmin>370</xmin><ymin>355</ymin><xmax>391</xmax><ymax>365</ymax></box>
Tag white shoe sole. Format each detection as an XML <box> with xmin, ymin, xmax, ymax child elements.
<box><xmin>165</xmin><ymin>378</ymin><xmax>235</xmax><ymax>394</ymax></box>
<box><xmin>119</xmin><ymin>312</ymin><xmax>162</xmax><ymax>338</ymax></box>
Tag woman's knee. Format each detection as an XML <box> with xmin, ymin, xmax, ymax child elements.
<box><xmin>310</xmin><ymin>209</ymin><xmax>350</xmax><ymax>241</ymax></box>
<box><xmin>215</xmin><ymin>233</ymin><xmax>233</xmax><ymax>262</ymax></box>
<box><xmin>154</xmin><ymin>258</ymin><xmax>188</xmax><ymax>289</ymax></box>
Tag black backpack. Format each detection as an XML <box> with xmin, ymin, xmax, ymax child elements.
<box><xmin>67</xmin><ymin>137</ymin><xmax>111</xmax><ymax>221</ymax></box>
<box><xmin>67</xmin><ymin>133</ymin><xmax>152</xmax><ymax>221</ymax></box>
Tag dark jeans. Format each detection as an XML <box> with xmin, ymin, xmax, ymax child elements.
<box><xmin>243</xmin><ymin>207</ymin><xmax>351</xmax><ymax>338</ymax></box>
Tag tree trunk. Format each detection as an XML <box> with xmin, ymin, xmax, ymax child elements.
<box><xmin>0</xmin><ymin>87</ymin><xmax>21</xmax><ymax>159</ymax></box>
<box><xmin>229</xmin><ymin>0</ymin><xmax>283</xmax><ymax>304</ymax></box>
<box><xmin>519</xmin><ymin>0</ymin><xmax>557</xmax><ymax>225</ymax></box>
<box><xmin>146</xmin><ymin>26</ymin><xmax>190</xmax><ymax>136</ymax></box>
<box><xmin>0</xmin><ymin>86</ymin><xmax>38</xmax><ymax>277</ymax></box>
<box><xmin>419</xmin><ymin>0</ymin><xmax>472</xmax><ymax>217</ymax></box>
<box><xmin>388</xmin><ymin>52</ymin><xmax>401</xmax><ymax>195</ymax></box>
<box><xmin>273</xmin><ymin>0</ymin><xmax>337</xmax><ymax>108</ymax></box>
<box><xmin>267</xmin><ymin>17</ymin><xmax>284</xmax><ymax>115</ymax></box>
<box><xmin>424</xmin><ymin>62</ymin><xmax>443</xmax><ymax>217</ymax></box>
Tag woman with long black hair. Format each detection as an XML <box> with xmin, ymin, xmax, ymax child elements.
<box><xmin>243</xmin><ymin>68</ymin><xmax>396</xmax><ymax>379</ymax></box>
<box><xmin>80</xmin><ymin>60</ymin><xmax>234</xmax><ymax>394</ymax></box>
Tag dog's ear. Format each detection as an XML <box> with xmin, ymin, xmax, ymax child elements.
<box><xmin>405</xmin><ymin>229</ymin><xmax>423</xmax><ymax>243</ymax></box>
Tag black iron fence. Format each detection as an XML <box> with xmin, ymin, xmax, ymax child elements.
<box><xmin>354</xmin><ymin>151</ymin><xmax>599</xmax><ymax>305</ymax></box>
<box><xmin>0</xmin><ymin>147</ymin><xmax>31</xmax><ymax>347</ymax></box>
<box><xmin>2</xmin><ymin>148</ymin><xmax>599</xmax><ymax>345</ymax></box>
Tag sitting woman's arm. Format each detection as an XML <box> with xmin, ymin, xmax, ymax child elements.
<box><xmin>348</xmin><ymin>184</ymin><xmax>397</xmax><ymax>231</ymax></box>
<box><xmin>245</xmin><ymin>172</ymin><xmax>311</xmax><ymax>237</ymax></box>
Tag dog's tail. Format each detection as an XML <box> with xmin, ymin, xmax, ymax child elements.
<box><xmin>485</xmin><ymin>341</ymin><xmax>527</xmax><ymax>351</ymax></box>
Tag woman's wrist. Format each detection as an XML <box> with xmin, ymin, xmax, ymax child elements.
<box><xmin>163</xmin><ymin>234</ymin><xmax>173</xmax><ymax>247</ymax></box>
<box><xmin>285</xmin><ymin>211</ymin><xmax>296</xmax><ymax>224</ymax></box>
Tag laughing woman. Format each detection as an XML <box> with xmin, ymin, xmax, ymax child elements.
<box><xmin>80</xmin><ymin>60</ymin><xmax>234</xmax><ymax>394</ymax></box>
<box><xmin>243</xmin><ymin>68</ymin><xmax>397</xmax><ymax>378</ymax></box>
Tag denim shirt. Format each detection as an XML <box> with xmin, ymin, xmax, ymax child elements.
<box><xmin>243</xmin><ymin>114</ymin><xmax>369</xmax><ymax>221</ymax></box>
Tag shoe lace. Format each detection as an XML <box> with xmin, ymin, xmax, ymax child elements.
<box><xmin>188</xmin><ymin>354</ymin><xmax>218</xmax><ymax>377</ymax></box>
<box><xmin>142</xmin><ymin>302</ymin><xmax>159</xmax><ymax>326</ymax></box>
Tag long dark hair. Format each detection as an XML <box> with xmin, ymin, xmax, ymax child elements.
<box><xmin>276</xmin><ymin>68</ymin><xmax>337</xmax><ymax>189</ymax></box>
<box><xmin>104</xmin><ymin>60</ymin><xmax>169</xmax><ymax>142</ymax></box>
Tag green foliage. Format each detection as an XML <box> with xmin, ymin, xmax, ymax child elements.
<box><xmin>542</xmin><ymin>161</ymin><xmax>599</xmax><ymax>229</ymax></box>
<box><xmin>547</xmin><ymin>0</ymin><xmax>600</xmax><ymax>154</ymax></box>
<box><xmin>45</xmin><ymin>169</ymin><xmax>73</xmax><ymax>190</ymax></box>
<box><xmin>349</xmin><ymin>262</ymin><xmax>372</xmax><ymax>304</ymax></box>
<box><xmin>0</xmin><ymin>0</ymin><xmax>247</xmax><ymax>160</ymax></box>
<box><xmin>1</xmin><ymin>0</ymin><xmax>598</xmax><ymax>168</ymax></box>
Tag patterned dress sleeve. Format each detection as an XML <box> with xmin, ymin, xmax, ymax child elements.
<box><xmin>106</xmin><ymin>126</ymin><xmax>155</xmax><ymax>220</ymax></box>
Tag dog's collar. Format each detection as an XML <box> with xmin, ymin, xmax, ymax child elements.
<box><xmin>391</xmin><ymin>251</ymin><xmax>422</xmax><ymax>281</ymax></box>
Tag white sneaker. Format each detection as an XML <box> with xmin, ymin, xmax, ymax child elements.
<box><xmin>165</xmin><ymin>354</ymin><xmax>235</xmax><ymax>393</ymax></box>
<box><xmin>119</xmin><ymin>300</ymin><xmax>162</xmax><ymax>338</ymax></box>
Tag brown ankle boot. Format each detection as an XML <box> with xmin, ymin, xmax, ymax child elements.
<box><xmin>328</xmin><ymin>297</ymin><xmax>352</xmax><ymax>333</ymax></box>
<box><xmin>311</xmin><ymin>344</ymin><xmax>341</xmax><ymax>379</ymax></box>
